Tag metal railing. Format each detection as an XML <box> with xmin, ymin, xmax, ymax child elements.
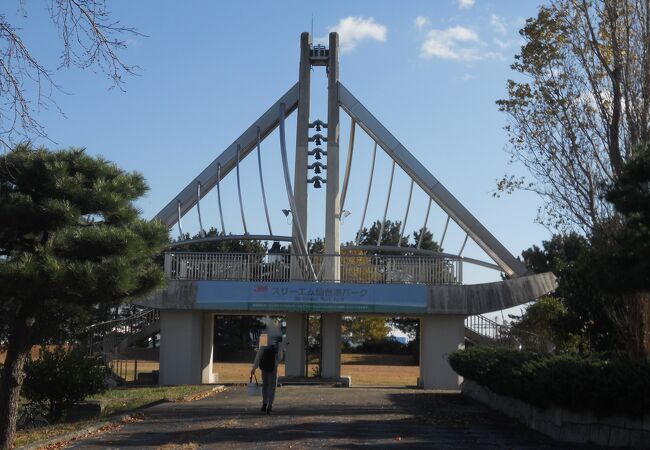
<box><xmin>86</xmin><ymin>308</ymin><xmax>160</xmax><ymax>356</ymax></box>
<box><xmin>464</xmin><ymin>314</ymin><xmax>551</xmax><ymax>352</ymax></box>
<box><xmin>164</xmin><ymin>252</ymin><xmax>462</xmax><ymax>285</ymax></box>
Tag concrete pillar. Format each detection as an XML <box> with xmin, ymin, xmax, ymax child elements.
<box><xmin>320</xmin><ymin>313</ymin><xmax>342</xmax><ymax>378</ymax></box>
<box><xmin>284</xmin><ymin>312</ymin><xmax>307</xmax><ymax>377</ymax></box>
<box><xmin>201</xmin><ymin>312</ymin><xmax>216</xmax><ymax>384</ymax></box>
<box><xmin>291</xmin><ymin>31</ymin><xmax>311</xmax><ymax>278</ymax></box>
<box><xmin>159</xmin><ymin>310</ymin><xmax>201</xmax><ymax>385</ymax></box>
<box><xmin>419</xmin><ymin>315</ymin><xmax>465</xmax><ymax>390</ymax></box>
<box><xmin>325</xmin><ymin>32</ymin><xmax>341</xmax><ymax>281</ymax></box>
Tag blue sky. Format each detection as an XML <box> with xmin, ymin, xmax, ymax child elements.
<box><xmin>9</xmin><ymin>0</ymin><xmax>551</xmax><ymax>289</ymax></box>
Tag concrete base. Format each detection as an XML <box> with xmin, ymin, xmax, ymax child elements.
<box><xmin>321</xmin><ymin>313</ymin><xmax>342</xmax><ymax>378</ymax></box>
<box><xmin>463</xmin><ymin>379</ymin><xmax>650</xmax><ymax>447</ymax></box>
<box><xmin>419</xmin><ymin>315</ymin><xmax>464</xmax><ymax>390</ymax></box>
<box><xmin>159</xmin><ymin>310</ymin><xmax>214</xmax><ymax>385</ymax></box>
<box><xmin>279</xmin><ymin>376</ymin><xmax>351</xmax><ymax>387</ymax></box>
<box><xmin>285</xmin><ymin>313</ymin><xmax>307</xmax><ymax>377</ymax></box>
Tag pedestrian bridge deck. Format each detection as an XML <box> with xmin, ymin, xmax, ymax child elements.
<box><xmin>164</xmin><ymin>251</ymin><xmax>466</xmax><ymax>285</ymax></box>
<box><xmin>140</xmin><ymin>251</ymin><xmax>557</xmax><ymax>316</ymax></box>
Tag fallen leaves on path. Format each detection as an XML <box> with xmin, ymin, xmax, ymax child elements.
<box><xmin>39</xmin><ymin>421</ymin><xmax>121</xmax><ymax>450</ymax></box>
<box><xmin>177</xmin><ymin>386</ymin><xmax>226</xmax><ymax>402</ymax></box>
<box><xmin>155</xmin><ymin>443</ymin><xmax>198</xmax><ymax>450</ymax></box>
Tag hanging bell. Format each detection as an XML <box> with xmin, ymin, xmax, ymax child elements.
<box><xmin>313</xmin><ymin>179</ymin><xmax>322</xmax><ymax>188</ymax></box>
<box><xmin>315</xmin><ymin>150</ymin><xmax>322</xmax><ymax>160</ymax></box>
<box><xmin>314</xmin><ymin>165</ymin><xmax>321</xmax><ymax>174</ymax></box>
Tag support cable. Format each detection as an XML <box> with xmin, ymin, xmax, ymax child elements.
<box><xmin>339</xmin><ymin>118</ymin><xmax>355</xmax><ymax>215</ymax></box>
<box><xmin>355</xmin><ymin>142</ymin><xmax>377</xmax><ymax>245</ymax></box>
<box><xmin>377</xmin><ymin>160</ymin><xmax>396</xmax><ymax>246</ymax></box>
<box><xmin>177</xmin><ymin>200</ymin><xmax>183</xmax><ymax>239</ymax></box>
<box><xmin>397</xmin><ymin>180</ymin><xmax>414</xmax><ymax>247</ymax></box>
<box><xmin>196</xmin><ymin>182</ymin><xmax>205</xmax><ymax>237</ymax></box>
<box><xmin>417</xmin><ymin>197</ymin><xmax>432</xmax><ymax>249</ymax></box>
<box><xmin>440</xmin><ymin>215</ymin><xmax>451</xmax><ymax>248</ymax></box>
<box><xmin>256</xmin><ymin>127</ymin><xmax>273</xmax><ymax>235</ymax></box>
<box><xmin>278</xmin><ymin>102</ymin><xmax>316</xmax><ymax>280</ymax></box>
<box><xmin>216</xmin><ymin>163</ymin><xmax>226</xmax><ymax>235</ymax></box>
<box><xmin>236</xmin><ymin>144</ymin><xmax>249</xmax><ymax>235</ymax></box>
<box><xmin>459</xmin><ymin>233</ymin><xmax>469</xmax><ymax>256</ymax></box>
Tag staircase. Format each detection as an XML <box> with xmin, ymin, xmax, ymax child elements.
<box><xmin>464</xmin><ymin>314</ymin><xmax>550</xmax><ymax>352</ymax></box>
<box><xmin>86</xmin><ymin>308</ymin><xmax>161</xmax><ymax>382</ymax></box>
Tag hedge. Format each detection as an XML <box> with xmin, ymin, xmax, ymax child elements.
<box><xmin>448</xmin><ymin>347</ymin><xmax>650</xmax><ymax>418</ymax></box>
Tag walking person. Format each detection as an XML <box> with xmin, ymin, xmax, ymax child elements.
<box><xmin>251</xmin><ymin>335</ymin><xmax>283</xmax><ymax>414</ymax></box>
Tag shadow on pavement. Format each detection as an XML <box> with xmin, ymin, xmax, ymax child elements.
<box><xmin>69</xmin><ymin>388</ymin><xmax>593</xmax><ymax>449</ymax></box>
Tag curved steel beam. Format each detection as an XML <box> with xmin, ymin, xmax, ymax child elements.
<box><xmin>397</xmin><ymin>180</ymin><xmax>414</xmax><ymax>247</ymax></box>
<box><xmin>154</xmin><ymin>83</ymin><xmax>300</xmax><ymax>228</ymax></box>
<box><xmin>339</xmin><ymin>117</ymin><xmax>355</xmax><ymax>214</ymax></box>
<box><xmin>417</xmin><ymin>198</ymin><xmax>432</xmax><ymax>249</ymax></box>
<box><xmin>355</xmin><ymin>142</ymin><xmax>377</xmax><ymax>245</ymax></box>
<box><xmin>377</xmin><ymin>160</ymin><xmax>396</xmax><ymax>246</ymax></box>
<box><xmin>278</xmin><ymin>102</ymin><xmax>316</xmax><ymax>280</ymax></box>
<box><xmin>216</xmin><ymin>164</ymin><xmax>226</xmax><ymax>235</ymax></box>
<box><xmin>440</xmin><ymin>215</ymin><xmax>450</xmax><ymax>248</ymax></box>
<box><xmin>339</xmin><ymin>83</ymin><xmax>527</xmax><ymax>276</ymax></box>
<box><xmin>196</xmin><ymin>182</ymin><xmax>205</xmax><ymax>237</ymax></box>
<box><xmin>459</xmin><ymin>233</ymin><xmax>469</xmax><ymax>256</ymax></box>
<box><xmin>166</xmin><ymin>234</ymin><xmax>292</xmax><ymax>249</ymax></box>
<box><xmin>256</xmin><ymin>127</ymin><xmax>273</xmax><ymax>235</ymax></box>
<box><xmin>340</xmin><ymin>244</ymin><xmax>501</xmax><ymax>271</ymax></box>
<box><xmin>236</xmin><ymin>144</ymin><xmax>249</xmax><ymax>235</ymax></box>
<box><xmin>177</xmin><ymin>201</ymin><xmax>183</xmax><ymax>239</ymax></box>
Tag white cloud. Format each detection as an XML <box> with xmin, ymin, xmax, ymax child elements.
<box><xmin>458</xmin><ymin>0</ymin><xmax>476</xmax><ymax>9</ymax></box>
<box><xmin>414</xmin><ymin>15</ymin><xmax>430</xmax><ymax>31</ymax></box>
<box><xmin>462</xmin><ymin>73</ymin><xmax>475</xmax><ymax>81</ymax></box>
<box><xmin>494</xmin><ymin>38</ymin><xmax>515</xmax><ymax>48</ymax></box>
<box><xmin>327</xmin><ymin>16</ymin><xmax>387</xmax><ymax>52</ymax></box>
<box><xmin>420</xmin><ymin>26</ymin><xmax>502</xmax><ymax>61</ymax></box>
<box><xmin>490</xmin><ymin>14</ymin><xmax>508</xmax><ymax>35</ymax></box>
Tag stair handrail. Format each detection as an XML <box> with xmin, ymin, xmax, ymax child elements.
<box><xmin>465</xmin><ymin>314</ymin><xmax>550</xmax><ymax>352</ymax></box>
<box><xmin>86</xmin><ymin>308</ymin><xmax>160</xmax><ymax>356</ymax></box>
<box><xmin>87</xmin><ymin>308</ymin><xmax>159</xmax><ymax>330</ymax></box>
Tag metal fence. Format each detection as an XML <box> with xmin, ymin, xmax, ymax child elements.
<box><xmin>164</xmin><ymin>252</ymin><xmax>462</xmax><ymax>285</ymax></box>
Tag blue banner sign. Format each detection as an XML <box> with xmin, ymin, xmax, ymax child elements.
<box><xmin>196</xmin><ymin>281</ymin><xmax>427</xmax><ymax>313</ymax></box>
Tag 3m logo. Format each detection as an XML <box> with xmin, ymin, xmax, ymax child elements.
<box><xmin>254</xmin><ymin>285</ymin><xmax>269</xmax><ymax>293</ymax></box>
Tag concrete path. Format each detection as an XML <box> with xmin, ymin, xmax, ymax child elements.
<box><xmin>67</xmin><ymin>386</ymin><xmax>587</xmax><ymax>449</ymax></box>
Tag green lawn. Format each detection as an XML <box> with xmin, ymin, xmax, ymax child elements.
<box><xmin>88</xmin><ymin>385</ymin><xmax>210</xmax><ymax>416</ymax></box>
<box><xmin>14</xmin><ymin>385</ymin><xmax>214</xmax><ymax>448</ymax></box>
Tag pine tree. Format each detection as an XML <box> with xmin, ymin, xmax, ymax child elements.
<box><xmin>0</xmin><ymin>145</ymin><xmax>168</xmax><ymax>448</ymax></box>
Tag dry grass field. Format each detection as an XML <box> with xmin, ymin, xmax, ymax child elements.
<box><xmin>110</xmin><ymin>354</ymin><xmax>419</xmax><ymax>386</ymax></box>
<box><xmin>0</xmin><ymin>345</ymin><xmax>67</xmax><ymax>364</ymax></box>
<box><xmin>2</xmin><ymin>348</ymin><xmax>419</xmax><ymax>386</ymax></box>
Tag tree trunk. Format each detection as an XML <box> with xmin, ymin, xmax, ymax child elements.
<box><xmin>608</xmin><ymin>292</ymin><xmax>650</xmax><ymax>362</ymax></box>
<box><xmin>0</xmin><ymin>325</ymin><xmax>32</xmax><ymax>450</ymax></box>
<box><xmin>638</xmin><ymin>292</ymin><xmax>650</xmax><ymax>361</ymax></box>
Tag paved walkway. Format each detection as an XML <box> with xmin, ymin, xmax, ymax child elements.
<box><xmin>68</xmin><ymin>386</ymin><xmax>586</xmax><ymax>449</ymax></box>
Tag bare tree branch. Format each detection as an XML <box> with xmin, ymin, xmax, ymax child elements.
<box><xmin>0</xmin><ymin>1</ymin><xmax>141</xmax><ymax>150</ymax></box>
<box><xmin>497</xmin><ymin>0</ymin><xmax>649</xmax><ymax>234</ymax></box>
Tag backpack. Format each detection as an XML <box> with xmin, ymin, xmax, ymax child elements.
<box><xmin>259</xmin><ymin>346</ymin><xmax>276</xmax><ymax>372</ymax></box>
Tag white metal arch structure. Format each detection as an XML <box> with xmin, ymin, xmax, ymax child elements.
<box><xmin>338</xmin><ymin>83</ymin><xmax>528</xmax><ymax>277</ymax></box>
<box><xmin>154</xmin><ymin>83</ymin><xmax>300</xmax><ymax>228</ymax></box>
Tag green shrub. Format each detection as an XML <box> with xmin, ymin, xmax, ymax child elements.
<box><xmin>22</xmin><ymin>347</ymin><xmax>107</xmax><ymax>420</ymax></box>
<box><xmin>449</xmin><ymin>347</ymin><xmax>650</xmax><ymax>417</ymax></box>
